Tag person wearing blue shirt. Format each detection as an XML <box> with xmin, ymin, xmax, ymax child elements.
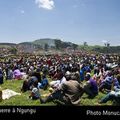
<box><xmin>113</xmin><ymin>75</ymin><xmax>120</xmax><ymax>91</ymax></box>
<box><xmin>99</xmin><ymin>71</ymin><xmax>113</xmax><ymax>92</ymax></box>
<box><xmin>38</xmin><ymin>75</ymin><xmax>48</xmax><ymax>90</ymax></box>
<box><xmin>80</xmin><ymin>69</ymin><xmax>84</xmax><ymax>81</ymax></box>
<box><xmin>80</xmin><ymin>65</ymin><xmax>85</xmax><ymax>81</ymax></box>
<box><xmin>99</xmin><ymin>75</ymin><xmax>120</xmax><ymax>105</ymax></box>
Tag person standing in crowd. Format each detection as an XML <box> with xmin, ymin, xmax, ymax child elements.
<box><xmin>7</xmin><ymin>68</ymin><xmax>13</xmax><ymax>80</ymax></box>
<box><xmin>79</xmin><ymin>64</ymin><xmax>85</xmax><ymax>81</ymax></box>
<box><xmin>0</xmin><ymin>67</ymin><xmax>3</xmax><ymax>84</ymax></box>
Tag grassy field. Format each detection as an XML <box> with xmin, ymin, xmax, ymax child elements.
<box><xmin>0</xmin><ymin>79</ymin><xmax>113</xmax><ymax>106</ymax></box>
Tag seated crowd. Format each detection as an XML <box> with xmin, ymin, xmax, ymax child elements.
<box><xmin>0</xmin><ymin>53</ymin><xmax>120</xmax><ymax>105</ymax></box>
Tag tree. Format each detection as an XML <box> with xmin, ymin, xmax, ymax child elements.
<box><xmin>104</xmin><ymin>41</ymin><xmax>110</xmax><ymax>53</ymax></box>
<box><xmin>44</xmin><ymin>43</ymin><xmax>49</xmax><ymax>51</ymax></box>
<box><xmin>83</xmin><ymin>42</ymin><xmax>88</xmax><ymax>46</ymax></box>
<box><xmin>54</xmin><ymin>39</ymin><xmax>62</xmax><ymax>50</ymax></box>
<box><xmin>83</xmin><ymin>41</ymin><xmax>88</xmax><ymax>50</ymax></box>
<box><xmin>72</xmin><ymin>43</ymin><xmax>78</xmax><ymax>51</ymax></box>
<box><xmin>103</xmin><ymin>40</ymin><xmax>110</xmax><ymax>47</ymax></box>
<box><xmin>9</xmin><ymin>47</ymin><xmax>17</xmax><ymax>54</ymax></box>
<box><xmin>107</xmin><ymin>43</ymin><xmax>110</xmax><ymax>47</ymax></box>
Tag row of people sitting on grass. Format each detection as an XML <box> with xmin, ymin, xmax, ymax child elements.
<box><xmin>20</xmin><ymin>65</ymin><xmax>119</xmax><ymax>106</ymax></box>
<box><xmin>0</xmin><ymin>66</ymin><xmax>27</xmax><ymax>81</ymax></box>
<box><xmin>98</xmin><ymin>74</ymin><xmax>120</xmax><ymax>105</ymax></box>
<box><xmin>21</xmin><ymin>71</ymin><xmax>49</xmax><ymax>92</ymax></box>
<box><xmin>39</xmin><ymin>69</ymin><xmax>120</xmax><ymax>105</ymax></box>
<box><xmin>39</xmin><ymin>71</ymin><xmax>99</xmax><ymax>105</ymax></box>
<box><xmin>17</xmin><ymin>59</ymin><xmax>119</xmax><ymax>103</ymax></box>
<box><xmin>20</xmin><ymin>67</ymin><xmax>99</xmax><ymax>103</ymax></box>
<box><xmin>21</xmin><ymin>71</ymin><xmax>49</xmax><ymax>100</ymax></box>
<box><xmin>0</xmin><ymin>53</ymin><xmax>120</xmax><ymax>105</ymax></box>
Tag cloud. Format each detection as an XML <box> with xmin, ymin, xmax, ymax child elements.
<box><xmin>102</xmin><ymin>40</ymin><xmax>108</xmax><ymax>43</ymax></box>
<box><xmin>20</xmin><ymin>10</ymin><xmax>25</xmax><ymax>14</ymax></box>
<box><xmin>35</xmin><ymin>0</ymin><xmax>55</xmax><ymax>10</ymax></box>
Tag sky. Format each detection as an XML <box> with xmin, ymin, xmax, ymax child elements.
<box><xmin>0</xmin><ymin>0</ymin><xmax>120</xmax><ymax>46</ymax></box>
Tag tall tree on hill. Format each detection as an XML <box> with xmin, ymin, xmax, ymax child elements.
<box><xmin>9</xmin><ymin>47</ymin><xmax>17</xmax><ymax>54</ymax></box>
<box><xmin>54</xmin><ymin>39</ymin><xmax>62</xmax><ymax>50</ymax></box>
<box><xmin>106</xmin><ymin>42</ymin><xmax>110</xmax><ymax>53</ymax></box>
<box><xmin>107</xmin><ymin>42</ymin><xmax>110</xmax><ymax>47</ymax></box>
<box><xmin>44</xmin><ymin>43</ymin><xmax>49</xmax><ymax>51</ymax></box>
<box><xmin>83</xmin><ymin>41</ymin><xmax>88</xmax><ymax>50</ymax></box>
<box><xmin>83</xmin><ymin>41</ymin><xmax>88</xmax><ymax>46</ymax></box>
<box><xmin>72</xmin><ymin>43</ymin><xmax>78</xmax><ymax>51</ymax></box>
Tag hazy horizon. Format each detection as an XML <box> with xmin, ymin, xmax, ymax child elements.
<box><xmin>0</xmin><ymin>38</ymin><xmax>119</xmax><ymax>47</ymax></box>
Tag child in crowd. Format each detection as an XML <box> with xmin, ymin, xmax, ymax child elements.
<box><xmin>29</xmin><ymin>81</ymin><xmax>40</xmax><ymax>100</ymax></box>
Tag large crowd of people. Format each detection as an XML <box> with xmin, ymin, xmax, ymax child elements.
<box><xmin>0</xmin><ymin>53</ymin><xmax>120</xmax><ymax>105</ymax></box>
